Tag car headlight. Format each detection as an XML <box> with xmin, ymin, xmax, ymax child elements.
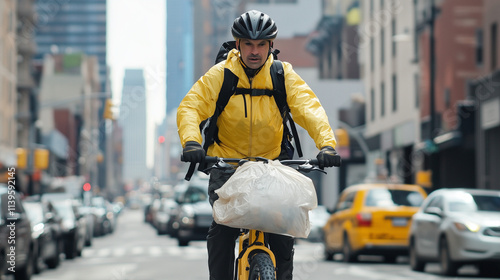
<box><xmin>453</xmin><ymin>221</ymin><xmax>480</xmax><ymax>232</ymax></box>
<box><xmin>106</xmin><ymin>212</ymin><xmax>114</xmax><ymax>220</ymax></box>
<box><xmin>181</xmin><ymin>216</ymin><xmax>195</xmax><ymax>227</ymax></box>
<box><xmin>180</xmin><ymin>207</ymin><xmax>195</xmax><ymax>227</ymax></box>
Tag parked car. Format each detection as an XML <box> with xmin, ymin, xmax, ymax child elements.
<box><xmin>87</xmin><ymin>202</ymin><xmax>107</xmax><ymax>237</ymax></box>
<box><xmin>166</xmin><ymin>181</ymin><xmax>189</xmax><ymax>237</ymax></box>
<box><xmin>144</xmin><ymin>196</ymin><xmax>162</xmax><ymax>227</ymax></box>
<box><xmin>172</xmin><ymin>174</ymin><xmax>211</xmax><ymax>246</ymax></box>
<box><xmin>41</xmin><ymin>194</ymin><xmax>86</xmax><ymax>260</ymax></box>
<box><xmin>91</xmin><ymin>196</ymin><xmax>116</xmax><ymax>235</ymax></box>
<box><xmin>154</xmin><ymin>198</ymin><xmax>178</xmax><ymax>235</ymax></box>
<box><xmin>323</xmin><ymin>183</ymin><xmax>427</xmax><ymax>263</ymax></box>
<box><xmin>0</xmin><ymin>184</ymin><xmax>34</xmax><ymax>280</ymax></box>
<box><xmin>74</xmin><ymin>202</ymin><xmax>94</xmax><ymax>246</ymax></box>
<box><xmin>409</xmin><ymin>188</ymin><xmax>500</xmax><ymax>277</ymax></box>
<box><xmin>23</xmin><ymin>200</ymin><xmax>63</xmax><ymax>273</ymax></box>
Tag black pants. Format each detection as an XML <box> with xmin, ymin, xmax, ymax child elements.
<box><xmin>207</xmin><ymin>169</ymin><xmax>294</xmax><ymax>280</ymax></box>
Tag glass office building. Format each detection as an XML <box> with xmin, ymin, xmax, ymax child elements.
<box><xmin>35</xmin><ymin>0</ymin><xmax>107</xmax><ymax>90</ymax></box>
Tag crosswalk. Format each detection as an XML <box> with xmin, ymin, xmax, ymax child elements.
<box><xmin>82</xmin><ymin>244</ymin><xmax>207</xmax><ymax>260</ymax></box>
<box><xmin>81</xmin><ymin>241</ymin><xmax>323</xmax><ymax>262</ymax></box>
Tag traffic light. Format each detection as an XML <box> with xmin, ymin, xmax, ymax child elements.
<box><xmin>334</xmin><ymin>128</ymin><xmax>350</xmax><ymax>147</ymax></box>
<box><xmin>83</xmin><ymin>183</ymin><xmax>92</xmax><ymax>192</ymax></box>
<box><xmin>103</xmin><ymin>98</ymin><xmax>114</xmax><ymax>120</ymax></box>
<box><xmin>334</xmin><ymin>128</ymin><xmax>350</xmax><ymax>159</ymax></box>
<box><xmin>158</xmin><ymin>136</ymin><xmax>165</xmax><ymax>144</ymax></box>
<box><xmin>34</xmin><ymin>148</ymin><xmax>49</xmax><ymax>170</ymax></box>
<box><xmin>16</xmin><ymin>148</ymin><xmax>28</xmax><ymax>169</ymax></box>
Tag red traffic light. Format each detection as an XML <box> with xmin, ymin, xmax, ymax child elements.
<box><xmin>83</xmin><ymin>183</ymin><xmax>92</xmax><ymax>192</ymax></box>
<box><xmin>158</xmin><ymin>136</ymin><xmax>165</xmax><ymax>144</ymax></box>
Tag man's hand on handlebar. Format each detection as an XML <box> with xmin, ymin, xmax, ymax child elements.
<box><xmin>182</xmin><ymin>141</ymin><xmax>205</xmax><ymax>163</ymax></box>
<box><xmin>316</xmin><ymin>146</ymin><xmax>342</xmax><ymax>169</ymax></box>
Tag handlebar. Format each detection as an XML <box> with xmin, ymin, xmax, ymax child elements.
<box><xmin>181</xmin><ymin>155</ymin><xmax>334</xmax><ymax>181</ymax></box>
<box><xmin>201</xmin><ymin>156</ymin><xmax>325</xmax><ymax>174</ymax></box>
<box><xmin>204</xmin><ymin>156</ymin><xmax>319</xmax><ymax>166</ymax></box>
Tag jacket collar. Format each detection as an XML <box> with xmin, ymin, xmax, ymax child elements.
<box><xmin>225</xmin><ymin>49</ymin><xmax>275</xmax><ymax>83</ymax></box>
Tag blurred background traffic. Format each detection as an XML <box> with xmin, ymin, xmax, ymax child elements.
<box><xmin>1</xmin><ymin>0</ymin><xmax>500</xmax><ymax>279</ymax></box>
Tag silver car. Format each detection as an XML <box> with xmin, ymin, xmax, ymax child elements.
<box><xmin>409</xmin><ymin>188</ymin><xmax>500</xmax><ymax>277</ymax></box>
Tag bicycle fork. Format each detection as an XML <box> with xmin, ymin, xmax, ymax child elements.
<box><xmin>236</xmin><ymin>229</ymin><xmax>277</xmax><ymax>280</ymax></box>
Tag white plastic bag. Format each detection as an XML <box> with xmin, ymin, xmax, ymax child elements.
<box><xmin>212</xmin><ymin>160</ymin><xmax>318</xmax><ymax>238</ymax></box>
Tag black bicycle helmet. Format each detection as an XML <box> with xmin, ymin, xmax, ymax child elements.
<box><xmin>231</xmin><ymin>10</ymin><xmax>278</xmax><ymax>40</ymax></box>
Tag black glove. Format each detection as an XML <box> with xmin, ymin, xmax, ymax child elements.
<box><xmin>182</xmin><ymin>141</ymin><xmax>205</xmax><ymax>163</ymax></box>
<box><xmin>316</xmin><ymin>146</ymin><xmax>341</xmax><ymax>168</ymax></box>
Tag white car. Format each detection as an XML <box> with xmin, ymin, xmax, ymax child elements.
<box><xmin>409</xmin><ymin>188</ymin><xmax>500</xmax><ymax>277</ymax></box>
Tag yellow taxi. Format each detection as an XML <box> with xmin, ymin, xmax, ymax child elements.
<box><xmin>323</xmin><ymin>183</ymin><xmax>427</xmax><ymax>262</ymax></box>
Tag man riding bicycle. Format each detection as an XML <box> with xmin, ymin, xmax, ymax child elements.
<box><xmin>177</xmin><ymin>10</ymin><xmax>340</xmax><ymax>280</ymax></box>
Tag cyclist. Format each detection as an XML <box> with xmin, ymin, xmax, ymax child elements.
<box><xmin>177</xmin><ymin>10</ymin><xmax>341</xmax><ymax>280</ymax></box>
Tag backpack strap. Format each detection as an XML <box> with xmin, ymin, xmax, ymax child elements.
<box><xmin>202</xmin><ymin>68</ymin><xmax>239</xmax><ymax>152</ymax></box>
<box><xmin>270</xmin><ymin>60</ymin><xmax>303</xmax><ymax>158</ymax></box>
<box><xmin>185</xmin><ymin>68</ymin><xmax>239</xmax><ymax>179</ymax></box>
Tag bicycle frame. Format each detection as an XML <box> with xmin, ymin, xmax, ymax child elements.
<box><xmin>236</xmin><ymin>229</ymin><xmax>276</xmax><ymax>280</ymax></box>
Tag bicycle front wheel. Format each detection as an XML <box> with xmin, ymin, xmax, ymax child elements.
<box><xmin>248</xmin><ymin>253</ymin><xmax>276</xmax><ymax>280</ymax></box>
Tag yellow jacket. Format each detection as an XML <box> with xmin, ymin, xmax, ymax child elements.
<box><xmin>177</xmin><ymin>49</ymin><xmax>336</xmax><ymax>159</ymax></box>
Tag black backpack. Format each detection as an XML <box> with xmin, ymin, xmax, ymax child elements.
<box><xmin>184</xmin><ymin>41</ymin><xmax>302</xmax><ymax>180</ymax></box>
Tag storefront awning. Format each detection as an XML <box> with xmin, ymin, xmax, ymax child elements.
<box><xmin>42</xmin><ymin>129</ymin><xmax>69</xmax><ymax>159</ymax></box>
<box><xmin>415</xmin><ymin>131</ymin><xmax>462</xmax><ymax>153</ymax></box>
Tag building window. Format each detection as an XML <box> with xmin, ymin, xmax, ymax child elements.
<box><xmin>392</xmin><ymin>74</ymin><xmax>397</xmax><ymax>112</ymax></box>
<box><xmin>370</xmin><ymin>37</ymin><xmax>374</xmax><ymax>72</ymax></box>
<box><xmin>371</xmin><ymin>88</ymin><xmax>375</xmax><ymax>120</ymax></box>
<box><xmin>413</xmin><ymin>0</ymin><xmax>419</xmax><ymax>61</ymax></box>
<box><xmin>415</xmin><ymin>73</ymin><xmax>420</xmax><ymax>108</ymax></box>
<box><xmin>476</xmin><ymin>29</ymin><xmax>483</xmax><ymax>66</ymax></box>
<box><xmin>392</xmin><ymin>18</ymin><xmax>396</xmax><ymax>57</ymax></box>
<box><xmin>381</xmin><ymin>82</ymin><xmax>385</xmax><ymax>117</ymax></box>
<box><xmin>381</xmin><ymin>28</ymin><xmax>385</xmax><ymax>65</ymax></box>
<box><xmin>491</xmin><ymin>23</ymin><xmax>497</xmax><ymax>71</ymax></box>
<box><xmin>444</xmin><ymin>88</ymin><xmax>450</xmax><ymax>108</ymax></box>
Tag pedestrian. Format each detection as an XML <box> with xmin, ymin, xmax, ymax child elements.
<box><xmin>177</xmin><ymin>10</ymin><xmax>341</xmax><ymax>280</ymax></box>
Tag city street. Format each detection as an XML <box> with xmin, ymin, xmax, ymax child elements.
<box><xmin>24</xmin><ymin>208</ymin><xmax>486</xmax><ymax>280</ymax></box>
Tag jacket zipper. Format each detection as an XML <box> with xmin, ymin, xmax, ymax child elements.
<box><xmin>242</xmin><ymin>95</ymin><xmax>247</xmax><ymax>118</ymax></box>
<box><xmin>248</xmin><ymin>78</ymin><xmax>253</xmax><ymax>156</ymax></box>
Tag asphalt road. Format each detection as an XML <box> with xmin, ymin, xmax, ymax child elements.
<box><xmin>26</xmin><ymin>208</ymin><xmax>488</xmax><ymax>280</ymax></box>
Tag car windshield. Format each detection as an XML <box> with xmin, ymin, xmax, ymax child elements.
<box><xmin>448</xmin><ymin>193</ymin><xmax>500</xmax><ymax>212</ymax></box>
<box><xmin>24</xmin><ymin>203</ymin><xmax>44</xmax><ymax>224</ymax></box>
<box><xmin>365</xmin><ymin>188</ymin><xmax>424</xmax><ymax>207</ymax></box>
<box><xmin>184</xmin><ymin>186</ymin><xmax>208</xmax><ymax>203</ymax></box>
<box><xmin>52</xmin><ymin>201</ymin><xmax>75</xmax><ymax>219</ymax></box>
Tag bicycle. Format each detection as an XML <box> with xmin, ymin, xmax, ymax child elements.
<box><xmin>202</xmin><ymin>156</ymin><xmax>329</xmax><ymax>280</ymax></box>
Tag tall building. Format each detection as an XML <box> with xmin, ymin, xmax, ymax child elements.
<box><xmin>471</xmin><ymin>0</ymin><xmax>500</xmax><ymax>190</ymax></box>
<box><xmin>166</xmin><ymin>0</ymin><xmax>194</xmax><ymax>114</ymax></box>
<box><xmin>17</xmin><ymin>0</ymin><xmax>39</xmax><ymax>195</ymax></box>
<box><xmin>38</xmin><ymin>53</ymin><xmax>101</xmax><ymax>195</ymax></box>
<box><xmin>415</xmin><ymin>0</ymin><xmax>483</xmax><ymax>189</ymax></box>
<box><xmin>119</xmin><ymin>69</ymin><xmax>148</xmax><ymax>185</ymax></box>
<box><xmin>34</xmin><ymin>0</ymin><xmax>107</xmax><ymax>90</ymax></box>
<box><xmin>35</xmin><ymin>0</ymin><xmax>109</xmax><ymax>189</ymax></box>
<box><xmin>0</xmin><ymin>1</ymin><xmax>18</xmax><ymax>173</ymax></box>
<box><xmin>359</xmin><ymin>0</ymin><xmax>421</xmax><ymax>185</ymax></box>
